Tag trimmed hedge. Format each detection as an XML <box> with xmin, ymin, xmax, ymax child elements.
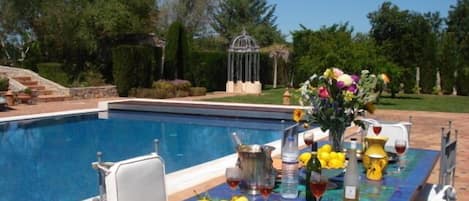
<box><xmin>37</xmin><ymin>62</ymin><xmax>69</xmax><ymax>86</ymax></box>
<box><xmin>187</xmin><ymin>51</ymin><xmax>273</xmax><ymax>91</ymax></box>
<box><xmin>112</xmin><ymin>45</ymin><xmax>156</xmax><ymax>96</ymax></box>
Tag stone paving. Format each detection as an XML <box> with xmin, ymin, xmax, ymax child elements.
<box><xmin>0</xmin><ymin>93</ymin><xmax>467</xmax><ymax>200</ymax></box>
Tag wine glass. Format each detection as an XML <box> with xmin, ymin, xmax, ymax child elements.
<box><xmin>258</xmin><ymin>171</ymin><xmax>276</xmax><ymax>201</ymax></box>
<box><xmin>304</xmin><ymin>132</ymin><xmax>315</xmax><ymax>151</ymax></box>
<box><xmin>226</xmin><ymin>167</ymin><xmax>242</xmax><ymax>194</ymax></box>
<box><xmin>309</xmin><ymin>172</ymin><xmax>328</xmax><ymax>201</ymax></box>
<box><xmin>372</xmin><ymin>123</ymin><xmax>382</xmax><ymax>136</ymax></box>
<box><xmin>394</xmin><ymin>139</ymin><xmax>407</xmax><ymax>173</ymax></box>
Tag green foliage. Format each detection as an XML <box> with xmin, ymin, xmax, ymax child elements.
<box><xmin>165</xmin><ymin>21</ymin><xmax>191</xmax><ymax>79</ymax></box>
<box><xmin>112</xmin><ymin>45</ymin><xmax>156</xmax><ymax>96</ymax></box>
<box><xmin>211</xmin><ymin>0</ymin><xmax>284</xmax><ymax>46</ymax></box>
<box><xmin>439</xmin><ymin>32</ymin><xmax>459</xmax><ymax>94</ymax></box>
<box><xmin>292</xmin><ymin>24</ymin><xmax>400</xmax><ymax>87</ymax></box>
<box><xmin>368</xmin><ymin>2</ymin><xmax>439</xmax><ymax>93</ymax></box>
<box><xmin>0</xmin><ymin>77</ymin><xmax>9</xmax><ymax>91</ymax></box>
<box><xmin>187</xmin><ymin>51</ymin><xmax>227</xmax><ymax>91</ymax></box>
<box><xmin>447</xmin><ymin>0</ymin><xmax>469</xmax><ymax>95</ymax></box>
<box><xmin>37</xmin><ymin>62</ymin><xmax>69</xmax><ymax>86</ymax></box>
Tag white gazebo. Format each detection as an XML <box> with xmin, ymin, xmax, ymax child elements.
<box><xmin>226</xmin><ymin>30</ymin><xmax>262</xmax><ymax>94</ymax></box>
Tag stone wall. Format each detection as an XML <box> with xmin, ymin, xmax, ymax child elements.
<box><xmin>69</xmin><ymin>85</ymin><xmax>118</xmax><ymax>100</ymax></box>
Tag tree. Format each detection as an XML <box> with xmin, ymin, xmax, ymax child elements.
<box><xmin>447</xmin><ymin>0</ymin><xmax>469</xmax><ymax>95</ymax></box>
<box><xmin>368</xmin><ymin>2</ymin><xmax>438</xmax><ymax>93</ymax></box>
<box><xmin>211</xmin><ymin>0</ymin><xmax>284</xmax><ymax>46</ymax></box>
<box><xmin>158</xmin><ymin>0</ymin><xmax>217</xmax><ymax>37</ymax></box>
<box><xmin>264</xmin><ymin>44</ymin><xmax>290</xmax><ymax>88</ymax></box>
<box><xmin>165</xmin><ymin>21</ymin><xmax>191</xmax><ymax>79</ymax></box>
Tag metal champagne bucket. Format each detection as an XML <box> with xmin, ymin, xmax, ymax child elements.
<box><xmin>236</xmin><ymin>144</ymin><xmax>275</xmax><ymax>195</ymax></box>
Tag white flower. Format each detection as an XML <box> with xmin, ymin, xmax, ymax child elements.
<box><xmin>337</xmin><ymin>74</ymin><xmax>353</xmax><ymax>87</ymax></box>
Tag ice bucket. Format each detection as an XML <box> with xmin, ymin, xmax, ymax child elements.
<box><xmin>237</xmin><ymin>144</ymin><xmax>275</xmax><ymax>195</ymax></box>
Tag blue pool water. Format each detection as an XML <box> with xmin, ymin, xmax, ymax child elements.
<box><xmin>0</xmin><ymin>110</ymin><xmax>294</xmax><ymax>201</ymax></box>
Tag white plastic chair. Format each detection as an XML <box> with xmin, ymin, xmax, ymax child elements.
<box><xmin>91</xmin><ymin>139</ymin><xmax>167</xmax><ymax>201</ymax></box>
<box><xmin>361</xmin><ymin>118</ymin><xmax>410</xmax><ymax>153</ymax></box>
<box><xmin>415</xmin><ymin>121</ymin><xmax>458</xmax><ymax>201</ymax></box>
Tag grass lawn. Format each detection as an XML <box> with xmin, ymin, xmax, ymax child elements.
<box><xmin>204</xmin><ymin>88</ymin><xmax>469</xmax><ymax>113</ymax></box>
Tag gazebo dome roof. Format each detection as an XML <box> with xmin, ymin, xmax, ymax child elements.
<box><xmin>229</xmin><ymin>30</ymin><xmax>260</xmax><ymax>52</ymax></box>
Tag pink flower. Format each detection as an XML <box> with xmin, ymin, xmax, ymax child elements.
<box><xmin>332</xmin><ymin>68</ymin><xmax>344</xmax><ymax>78</ymax></box>
<box><xmin>318</xmin><ymin>86</ymin><xmax>330</xmax><ymax>98</ymax></box>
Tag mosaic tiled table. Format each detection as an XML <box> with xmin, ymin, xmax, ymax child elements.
<box><xmin>186</xmin><ymin>148</ymin><xmax>439</xmax><ymax>201</ymax></box>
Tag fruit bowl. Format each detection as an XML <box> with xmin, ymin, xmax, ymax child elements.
<box><xmin>321</xmin><ymin>167</ymin><xmax>345</xmax><ymax>178</ymax></box>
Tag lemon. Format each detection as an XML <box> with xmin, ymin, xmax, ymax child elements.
<box><xmin>337</xmin><ymin>152</ymin><xmax>346</xmax><ymax>162</ymax></box>
<box><xmin>328</xmin><ymin>159</ymin><xmax>343</xmax><ymax>169</ymax></box>
<box><xmin>319</xmin><ymin>151</ymin><xmax>330</xmax><ymax>162</ymax></box>
<box><xmin>321</xmin><ymin>144</ymin><xmax>332</xmax><ymax>153</ymax></box>
<box><xmin>298</xmin><ymin>152</ymin><xmax>312</xmax><ymax>166</ymax></box>
<box><xmin>329</xmin><ymin>152</ymin><xmax>338</xmax><ymax>160</ymax></box>
<box><xmin>232</xmin><ymin>195</ymin><xmax>249</xmax><ymax>201</ymax></box>
<box><xmin>319</xmin><ymin>159</ymin><xmax>327</xmax><ymax>168</ymax></box>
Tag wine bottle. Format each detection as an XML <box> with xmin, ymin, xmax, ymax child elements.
<box><xmin>305</xmin><ymin>150</ymin><xmax>321</xmax><ymax>201</ymax></box>
<box><xmin>344</xmin><ymin>139</ymin><xmax>360</xmax><ymax>201</ymax></box>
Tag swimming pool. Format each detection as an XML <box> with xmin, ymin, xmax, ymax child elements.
<box><xmin>0</xmin><ymin>109</ymin><xmax>295</xmax><ymax>201</ymax></box>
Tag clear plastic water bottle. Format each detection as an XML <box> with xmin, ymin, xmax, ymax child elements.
<box><xmin>280</xmin><ymin>123</ymin><xmax>299</xmax><ymax>199</ymax></box>
<box><xmin>281</xmin><ymin>161</ymin><xmax>299</xmax><ymax>199</ymax></box>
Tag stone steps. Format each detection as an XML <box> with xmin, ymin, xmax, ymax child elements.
<box><xmin>12</xmin><ymin>76</ymin><xmax>70</xmax><ymax>103</ymax></box>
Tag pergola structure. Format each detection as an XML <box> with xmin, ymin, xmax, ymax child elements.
<box><xmin>226</xmin><ymin>30</ymin><xmax>262</xmax><ymax>94</ymax></box>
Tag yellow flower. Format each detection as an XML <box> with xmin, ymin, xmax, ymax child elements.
<box><xmin>343</xmin><ymin>91</ymin><xmax>354</xmax><ymax>102</ymax></box>
<box><xmin>293</xmin><ymin>109</ymin><xmax>304</xmax><ymax>122</ymax></box>
<box><xmin>380</xmin><ymin>73</ymin><xmax>390</xmax><ymax>84</ymax></box>
<box><xmin>323</xmin><ymin>68</ymin><xmax>333</xmax><ymax>79</ymax></box>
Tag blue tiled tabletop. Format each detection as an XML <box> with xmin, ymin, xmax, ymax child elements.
<box><xmin>186</xmin><ymin>148</ymin><xmax>439</xmax><ymax>201</ymax></box>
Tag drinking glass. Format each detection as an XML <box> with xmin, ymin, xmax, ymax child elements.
<box><xmin>258</xmin><ymin>172</ymin><xmax>276</xmax><ymax>201</ymax></box>
<box><xmin>226</xmin><ymin>167</ymin><xmax>242</xmax><ymax>192</ymax></box>
<box><xmin>394</xmin><ymin>139</ymin><xmax>407</xmax><ymax>173</ymax></box>
<box><xmin>309</xmin><ymin>172</ymin><xmax>328</xmax><ymax>201</ymax></box>
<box><xmin>372</xmin><ymin>123</ymin><xmax>382</xmax><ymax>136</ymax></box>
<box><xmin>303</xmin><ymin>132</ymin><xmax>314</xmax><ymax>151</ymax></box>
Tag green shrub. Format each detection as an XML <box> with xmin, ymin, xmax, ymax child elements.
<box><xmin>0</xmin><ymin>77</ymin><xmax>9</xmax><ymax>91</ymax></box>
<box><xmin>170</xmin><ymin>79</ymin><xmax>191</xmax><ymax>90</ymax></box>
<box><xmin>153</xmin><ymin>80</ymin><xmax>176</xmax><ymax>98</ymax></box>
<box><xmin>37</xmin><ymin>62</ymin><xmax>69</xmax><ymax>86</ymax></box>
<box><xmin>190</xmin><ymin>87</ymin><xmax>207</xmax><ymax>96</ymax></box>
<box><xmin>112</xmin><ymin>45</ymin><xmax>156</xmax><ymax>96</ymax></box>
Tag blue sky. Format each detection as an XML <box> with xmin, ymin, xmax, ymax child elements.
<box><xmin>267</xmin><ymin>0</ymin><xmax>458</xmax><ymax>40</ymax></box>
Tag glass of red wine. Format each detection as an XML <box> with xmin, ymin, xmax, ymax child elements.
<box><xmin>372</xmin><ymin>123</ymin><xmax>382</xmax><ymax>136</ymax></box>
<box><xmin>394</xmin><ymin>139</ymin><xmax>407</xmax><ymax>173</ymax></box>
<box><xmin>258</xmin><ymin>172</ymin><xmax>276</xmax><ymax>201</ymax></box>
<box><xmin>304</xmin><ymin>132</ymin><xmax>315</xmax><ymax>151</ymax></box>
<box><xmin>225</xmin><ymin>167</ymin><xmax>242</xmax><ymax>194</ymax></box>
<box><xmin>309</xmin><ymin>172</ymin><xmax>328</xmax><ymax>201</ymax></box>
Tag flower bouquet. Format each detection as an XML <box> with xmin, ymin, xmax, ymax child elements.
<box><xmin>298</xmin><ymin>68</ymin><xmax>378</xmax><ymax>152</ymax></box>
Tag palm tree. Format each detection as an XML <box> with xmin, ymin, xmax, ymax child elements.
<box><xmin>264</xmin><ymin>44</ymin><xmax>290</xmax><ymax>88</ymax></box>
